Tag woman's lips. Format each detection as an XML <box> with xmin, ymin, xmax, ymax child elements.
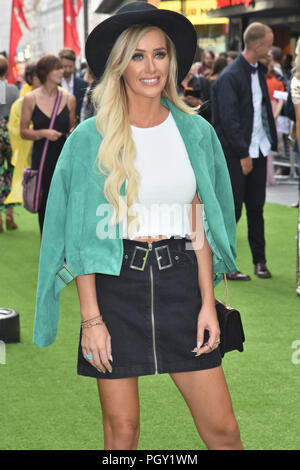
<box><xmin>140</xmin><ymin>77</ymin><xmax>160</xmax><ymax>85</ymax></box>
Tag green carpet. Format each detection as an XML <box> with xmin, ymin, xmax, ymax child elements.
<box><xmin>0</xmin><ymin>203</ymin><xmax>299</xmax><ymax>450</ymax></box>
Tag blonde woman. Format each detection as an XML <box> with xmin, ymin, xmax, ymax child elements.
<box><xmin>33</xmin><ymin>3</ymin><xmax>243</xmax><ymax>450</ymax></box>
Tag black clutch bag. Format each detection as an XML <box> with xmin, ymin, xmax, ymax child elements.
<box><xmin>215</xmin><ymin>274</ymin><xmax>245</xmax><ymax>358</ymax></box>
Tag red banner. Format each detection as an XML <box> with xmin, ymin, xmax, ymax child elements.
<box><xmin>63</xmin><ymin>0</ymin><xmax>81</xmax><ymax>57</ymax></box>
<box><xmin>75</xmin><ymin>0</ymin><xmax>82</xmax><ymax>16</ymax></box>
<box><xmin>7</xmin><ymin>0</ymin><xmax>29</xmax><ymax>84</ymax></box>
<box><xmin>216</xmin><ymin>0</ymin><xmax>253</xmax><ymax>7</ymax></box>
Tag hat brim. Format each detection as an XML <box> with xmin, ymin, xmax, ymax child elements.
<box><xmin>85</xmin><ymin>9</ymin><xmax>197</xmax><ymax>84</ymax></box>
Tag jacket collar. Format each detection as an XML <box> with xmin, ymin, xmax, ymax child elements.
<box><xmin>237</xmin><ymin>52</ymin><xmax>267</xmax><ymax>76</ymax></box>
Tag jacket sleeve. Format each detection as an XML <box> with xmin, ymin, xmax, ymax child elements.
<box><xmin>205</xmin><ymin>124</ymin><xmax>238</xmax><ymax>287</ymax></box>
<box><xmin>213</xmin><ymin>73</ymin><xmax>249</xmax><ymax>159</ymax></box>
<box><xmin>33</xmin><ymin>136</ymin><xmax>73</xmax><ymax>347</ymax></box>
<box><xmin>211</xmin><ymin>125</ymin><xmax>237</xmax><ymax>264</ymax></box>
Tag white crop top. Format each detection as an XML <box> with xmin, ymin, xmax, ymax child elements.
<box><xmin>122</xmin><ymin>112</ymin><xmax>197</xmax><ymax>239</ymax></box>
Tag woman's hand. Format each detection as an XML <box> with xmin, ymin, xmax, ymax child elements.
<box><xmin>193</xmin><ymin>304</ymin><xmax>220</xmax><ymax>356</ymax></box>
<box><xmin>42</xmin><ymin>129</ymin><xmax>63</xmax><ymax>141</ymax></box>
<box><xmin>81</xmin><ymin>323</ymin><xmax>113</xmax><ymax>374</ymax></box>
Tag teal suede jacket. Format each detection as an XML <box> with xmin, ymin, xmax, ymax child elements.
<box><xmin>33</xmin><ymin>99</ymin><xmax>238</xmax><ymax>347</ymax></box>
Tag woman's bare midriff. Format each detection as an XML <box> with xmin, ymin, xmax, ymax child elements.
<box><xmin>129</xmin><ymin>235</ymin><xmax>171</xmax><ymax>243</ymax></box>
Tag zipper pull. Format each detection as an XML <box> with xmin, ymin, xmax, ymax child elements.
<box><xmin>148</xmin><ymin>242</ymin><xmax>152</xmax><ymax>251</ymax></box>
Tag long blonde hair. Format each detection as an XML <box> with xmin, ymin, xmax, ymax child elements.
<box><xmin>92</xmin><ymin>24</ymin><xmax>195</xmax><ymax>233</ymax></box>
<box><xmin>294</xmin><ymin>37</ymin><xmax>300</xmax><ymax>79</ymax></box>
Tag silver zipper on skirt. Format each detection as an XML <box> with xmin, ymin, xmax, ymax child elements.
<box><xmin>148</xmin><ymin>242</ymin><xmax>158</xmax><ymax>374</ymax></box>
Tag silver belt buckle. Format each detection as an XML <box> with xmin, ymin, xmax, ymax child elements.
<box><xmin>130</xmin><ymin>246</ymin><xmax>149</xmax><ymax>271</ymax></box>
<box><xmin>155</xmin><ymin>245</ymin><xmax>173</xmax><ymax>270</ymax></box>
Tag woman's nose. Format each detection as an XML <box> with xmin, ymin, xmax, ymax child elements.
<box><xmin>145</xmin><ymin>57</ymin><xmax>156</xmax><ymax>74</ymax></box>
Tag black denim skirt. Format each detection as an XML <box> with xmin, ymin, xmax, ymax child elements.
<box><xmin>77</xmin><ymin>236</ymin><xmax>221</xmax><ymax>379</ymax></box>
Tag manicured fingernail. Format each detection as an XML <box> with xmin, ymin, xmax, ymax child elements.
<box><xmin>110</xmin><ymin>355</ymin><xmax>113</xmax><ymax>362</ymax></box>
<box><xmin>197</xmin><ymin>342</ymin><xmax>201</xmax><ymax>349</ymax></box>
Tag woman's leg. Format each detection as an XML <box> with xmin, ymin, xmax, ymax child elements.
<box><xmin>97</xmin><ymin>377</ymin><xmax>140</xmax><ymax>450</ymax></box>
<box><xmin>5</xmin><ymin>205</ymin><xmax>18</xmax><ymax>230</ymax></box>
<box><xmin>170</xmin><ymin>367</ymin><xmax>243</xmax><ymax>450</ymax></box>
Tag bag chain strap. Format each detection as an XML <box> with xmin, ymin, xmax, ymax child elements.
<box><xmin>223</xmin><ymin>274</ymin><xmax>232</xmax><ymax>309</ymax></box>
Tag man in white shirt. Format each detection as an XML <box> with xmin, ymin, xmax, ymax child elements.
<box><xmin>58</xmin><ymin>48</ymin><xmax>88</xmax><ymax>123</ymax></box>
<box><xmin>212</xmin><ymin>23</ymin><xmax>277</xmax><ymax>279</ymax></box>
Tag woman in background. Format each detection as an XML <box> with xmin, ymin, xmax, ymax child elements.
<box><xmin>208</xmin><ymin>56</ymin><xmax>228</xmax><ymax>85</ymax></box>
<box><xmin>0</xmin><ymin>54</ymin><xmax>19</xmax><ymax>233</ymax></box>
<box><xmin>5</xmin><ymin>64</ymin><xmax>41</xmax><ymax>207</ymax></box>
<box><xmin>291</xmin><ymin>38</ymin><xmax>300</xmax><ymax>207</ymax></box>
<box><xmin>20</xmin><ymin>54</ymin><xmax>76</xmax><ymax>233</ymax></box>
<box><xmin>198</xmin><ymin>50</ymin><xmax>215</xmax><ymax>77</ymax></box>
<box><xmin>265</xmin><ymin>56</ymin><xmax>285</xmax><ymax>185</ymax></box>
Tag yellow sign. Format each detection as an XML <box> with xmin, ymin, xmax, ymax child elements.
<box><xmin>159</xmin><ymin>0</ymin><xmax>229</xmax><ymax>25</ymax></box>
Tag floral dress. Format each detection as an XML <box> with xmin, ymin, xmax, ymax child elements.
<box><xmin>0</xmin><ymin>115</ymin><xmax>13</xmax><ymax>211</ymax></box>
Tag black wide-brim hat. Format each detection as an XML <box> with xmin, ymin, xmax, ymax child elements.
<box><xmin>85</xmin><ymin>1</ymin><xmax>197</xmax><ymax>84</ymax></box>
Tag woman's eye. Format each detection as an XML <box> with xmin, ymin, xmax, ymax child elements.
<box><xmin>132</xmin><ymin>54</ymin><xmax>143</xmax><ymax>61</ymax></box>
<box><xmin>155</xmin><ymin>51</ymin><xmax>167</xmax><ymax>59</ymax></box>
<box><xmin>132</xmin><ymin>51</ymin><xmax>167</xmax><ymax>61</ymax></box>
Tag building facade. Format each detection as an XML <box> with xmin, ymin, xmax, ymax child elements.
<box><xmin>96</xmin><ymin>0</ymin><xmax>230</xmax><ymax>54</ymax></box>
<box><xmin>208</xmin><ymin>0</ymin><xmax>300</xmax><ymax>56</ymax></box>
<box><xmin>1</xmin><ymin>0</ymin><xmax>107</xmax><ymax>71</ymax></box>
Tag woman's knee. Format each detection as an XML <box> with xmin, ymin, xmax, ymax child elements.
<box><xmin>104</xmin><ymin>414</ymin><xmax>140</xmax><ymax>446</ymax></box>
<box><xmin>208</xmin><ymin>416</ymin><xmax>242</xmax><ymax>450</ymax></box>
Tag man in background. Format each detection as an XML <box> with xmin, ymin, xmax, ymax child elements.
<box><xmin>58</xmin><ymin>48</ymin><xmax>88</xmax><ymax>123</ymax></box>
<box><xmin>212</xmin><ymin>23</ymin><xmax>277</xmax><ymax>280</ymax></box>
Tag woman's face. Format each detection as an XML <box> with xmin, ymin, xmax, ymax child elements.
<box><xmin>122</xmin><ymin>28</ymin><xmax>170</xmax><ymax>103</ymax></box>
<box><xmin>203</xmin><ymin>52</ymin><xmax>214</xmax><ymax>68</ymax></box>
<box><xmin>47</xmin><ymin>66</ymin><xmax>64</xmax><ymax>85</ymax></box>
<box><xmin>32</xmin><ymin>74</ymin><xmax>41</xmax><ymax>89</ymax></box>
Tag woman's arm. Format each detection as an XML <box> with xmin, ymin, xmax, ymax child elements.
<box><xmin>189</xmin><ymin>192</ymin><xmax>220</xmax><ymax>356</ymax></box>
<box><xmin>20</xmin><ymin>92</ymin><xmax>63</xmax><ymax>142</ymax></box>
<box><xmin>76</xmin><ymin>274</ymin><xmax>112</xmax><ymax>373</ymax></box>
<box><xmin>273</xmin><ymin>99</ymin><xmax>284</xmax><ymax>120</ymax></box>
<box><xmin>294</xmin><ymin>102</ymin><xmax>300</xmax><ymax>153</ymax></box>
<box><xmin>66</xmin><ymin>93</ymin><xmax>77</xmax><ymax>131</ymax></box>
